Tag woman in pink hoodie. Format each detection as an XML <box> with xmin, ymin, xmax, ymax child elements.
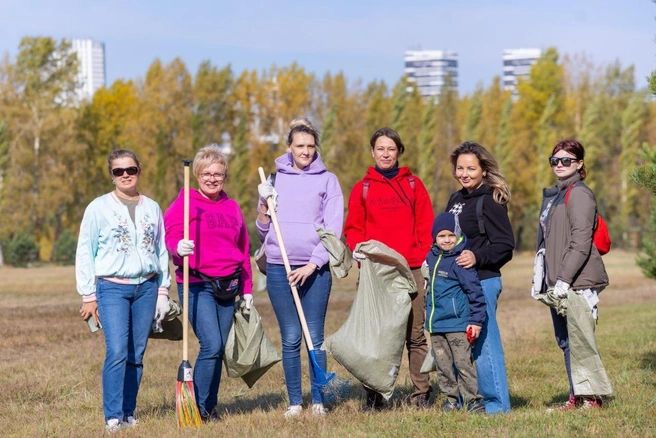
<box><xmin>164</xmin><ymin>144</ymin><xmax>253</xmax><ymax>421</ymax></box>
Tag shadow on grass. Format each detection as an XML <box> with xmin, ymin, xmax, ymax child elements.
<box><xmin>547</xmin><ymin>392</ymin><xmax>573</xmax><ymax>406</ymax></box>
<box><xmin>640</xmin><ymin>351</ymin><xmax>656</xmax><ymax>371</ymax></box>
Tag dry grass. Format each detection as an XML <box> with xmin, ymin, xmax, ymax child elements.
<box><xmin>1</xmin><ymin>250</ymin><xmax>655</xmax><ymax>437</ymax></box>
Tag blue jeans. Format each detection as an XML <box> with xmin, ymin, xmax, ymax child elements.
<box><xmin>472</xmin><ymin>277</ymin><xmax>511</xmax><ymax>414</ymax></box>
<box><xmin>96</xmin><ymin>276</ymin><xmax>157</xmax><ymax>421</ymax></box>
<box><xmin>182</xmin><ymin>282</ymin><xmax>235</xmax><ymax>417</ymax></box>
<box><xmin>266</xmin><ymin>263</ymin><xmax>332</xmax><ymax>406</ymax></box>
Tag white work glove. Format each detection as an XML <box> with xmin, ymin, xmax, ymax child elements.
<box><xmin>353</xmin><ymin>251</ymin><xmax>366</xmax><ymax>261</ymax></box>
<box><xmin>243</xmin><ymin>294</ymin><xmax>253</xmax><ymax>310</ymax></box>
<box><xmin>554</xmin><ymin>280</ymin><xmax>570</xmax><ymax>298</ymax></box>
<box><xmin>154</xmin><ymin>295</ymin><xmax>170</xmax><ymax>324</ymax></box>
<box><xmin>257</xmin><ymin>182</ymin><xmax>278</xmax><ymax>212</ymax></box>
<box><xmin>177</xmin><ymin>239</ymin><xmax>194</xmax><ymax>257</ymax></box>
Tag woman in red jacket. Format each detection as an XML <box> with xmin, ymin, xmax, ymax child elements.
<box><xmin>344</xmin><ymin>127</ymin><xmax>434</xmax><ymax>409</ymax></box>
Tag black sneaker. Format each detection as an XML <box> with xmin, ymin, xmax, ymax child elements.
<box><xmin>364</xmin><ymin>393</ymin><xmax>385</xmax><ymax>412</ymax></box>
<box><xmin>466</xmin><ymin>399</ymin><xmax>486</xmax><ymax>414</ymax></box>
<box><xmin>441</xmin><ymin>399</ymin><xmax>459</xmax><ymax>412</ymax></box>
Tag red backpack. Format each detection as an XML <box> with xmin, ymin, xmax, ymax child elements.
<box><xmin>565</xmin><ymin>184</ymin><xmax>611</xmax><ymax>255</ymax></box>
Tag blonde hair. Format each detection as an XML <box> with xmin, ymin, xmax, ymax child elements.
<box><xmin>192</xmin><ymin>144</ymin><xmax>229</xmax><ymax>178</ymax></box>
<box><xmin>286</xmin><ymin>117</ymin><xmax>321</xmax><ymax>152</ymax></box>
<box><xmin>450</xmin><ymin>141</ymin><xmax>511</xmax><ymax>205</ymax></box>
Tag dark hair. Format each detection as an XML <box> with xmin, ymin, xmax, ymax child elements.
<box><xmin>369</xmin><ymin>127</ymin><xmax>405</xmax><ymax>156</ymax></box>
<box><xmin>551</xmin><ymin>139</ymin><xmax>587</xmax><ymax>180</ymax></box>
<box><xmin>107</xmin><ymin>149</ymin><xmax>141</xmax><ymax>173</ymax></box>
<box><xmin>450</xmin><ymin>141</ymin><xmax>511</xmax><ymax>205</ymax></box>
<box><xmin>286</xmin><ymin>118</ymin><xmax>321</xmax><ymax>152</ymax></box>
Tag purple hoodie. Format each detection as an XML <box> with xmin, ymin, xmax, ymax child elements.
<box><xmin>256</xmin><ymin>152</ymin><xmax>344</xmax><ymax>269</ymax></box>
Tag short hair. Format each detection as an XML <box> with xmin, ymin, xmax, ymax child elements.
<box><xmin>450</xmin><ymin>141</ymin><xmax>511</xmax><ymax>205</ymax></box>
<box><xmin>369</xmin><ymin>127</ymin><xmax>405</xmax><ymax>156</ymax></box>
<box><xmin>107</xmin><ymin>149</ymin><xmax>140</xmax><ymax>173</ymax></box>
<box><xmin>286</xmin><ymin>118</ymin><xmax>321</xmax><ymax>152</ymax></box>
<box><xmin>551</xmin><ymin>139</ymin><xmax>587</xmax><ymax>180</ymax></box>
<box><xmin>192</xmin><ymin>144</ymin><xmax>229</xmax><ymax>178</ymax></box>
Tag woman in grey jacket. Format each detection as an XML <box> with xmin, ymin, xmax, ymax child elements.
<box><xmin>537</xmin><ymin>139</ymin><xmax>612</xmax><ymax>411</ymax></box>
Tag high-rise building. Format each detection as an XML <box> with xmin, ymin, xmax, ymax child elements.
<box><xmin>502</xmin><ymin>48</ymin><xmax>542</xmax><ymax>97</ymax></box>
<box><xmin>71</xmin><ymin>39</ymin><xmax>106</xmax><ymax>101</ymax></box>
<box><xmin>404</xmin><ymin>50</ymin><xmax>458</xmax><ymax>99</ymax></box>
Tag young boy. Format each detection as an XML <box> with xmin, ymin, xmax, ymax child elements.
<box><xmin>425</xmin><ymin>212</ymin><xmax>486</xmax><ymax>413</ymax></box>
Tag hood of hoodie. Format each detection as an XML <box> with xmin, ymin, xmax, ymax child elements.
<box><xmin>363</xmin><ymin>165</ymin><xmax>413</xmax><ymax>182</ymax></box>
<box><xmin>275</xmin><ymin>151</ymin><xmax>328</xmax><ymax>176</ymax></box>
<box><xmin>459</xmin><ymin>183</ymin><xmax>493</xmax><ymax>200</ymax></box>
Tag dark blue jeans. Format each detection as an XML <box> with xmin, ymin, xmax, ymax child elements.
<box><xmin>266</xmin><ymin>263</ymin><xmax>332</xmax><ymax>406</ymax></box>
<box><xmin>180</xmin><ymin>282</ymin><xmax>235</xmax><ymax>416</ymax></box>
<box><xmin>473</xmin><ymin>277</ymin><xmax>511</xmax><ymax>414</ymax></box>
<box><xmin>96</xmin><ymin>276</ymin><xmax>157</xmax><ymax>421</ymax></box>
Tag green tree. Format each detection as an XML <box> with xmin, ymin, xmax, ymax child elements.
<box><xmin>463</xmin><ymin>86</ymin><xmax>483</xmax><ymax>141</ymax></box>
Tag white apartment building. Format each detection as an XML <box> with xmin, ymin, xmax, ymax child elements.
<box><xmin>71</xmin><ymin>39</ymin><xmax>106</xmax><ymax>101</ymax></box>
<box><xmin>404</xmin><ymin>50</ymin><xmax>458</xmax><ymax>99</ymax></box>
<box><xmin>503</xmin><ymin>48</ymin><xmax>542</xmax><ymax>97</ymax></box>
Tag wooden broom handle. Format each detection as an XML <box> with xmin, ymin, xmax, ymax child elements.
<box><xmin>183</xmin><ymin>160</ymin><xmax>191</xmax><ymax>361</ymax></box>
<box><xmin>258</xmin><ymin>167</ymin><xmax>315</xmax><ymax>350</ymax></box>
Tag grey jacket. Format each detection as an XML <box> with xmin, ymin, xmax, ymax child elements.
<box><xmin>537</xmin><ymin>173</ymin><xmax>609</xmax><ymax>290</ymax></box>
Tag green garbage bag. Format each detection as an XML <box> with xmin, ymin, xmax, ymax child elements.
<box><xmin>323</xmin><ymin>240</ymin><xmax>414</xmax><ymax>400</ymax></box>
<box><xmin>224</xmin><ymin>300</ymin><xmax>282</xmax><ymax>388</ymax></box>
<box><xmin>317</xmin><ymin>227</ymin><xmax>352</xmax><ymax>279</ymax></box>
<box><xmin>420</xmin><ymin>347</ymin><xmax>437</xmax><ymax>374</ymax></box>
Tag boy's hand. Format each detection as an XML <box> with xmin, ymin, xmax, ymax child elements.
<box><xmin>466</xmin><ymin>325</ymin><xmax>481</xmax><ymax>342</ymax></box>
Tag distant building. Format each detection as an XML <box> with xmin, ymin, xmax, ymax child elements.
<box><xmin>503</xmin><ymin>48</ymin><xmax>542</xmax><ymax>97</ymax></box>
<box><xmin>404</xmin><ymin>50</ymin><xmax>458</xmax><ymax>99</ymax></box>
<box><xmin>71</xmin><ymin>39</ymin><xmax>106</xmax><ymax>101</ymax></box>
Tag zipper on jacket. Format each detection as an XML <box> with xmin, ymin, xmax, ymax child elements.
<box><xmin>429</xmin><ymin>253</ymin><xmax>442</xmax><ymax>333</ymax></box>
<box><xmin>451</xmin><ymin>298</ymin><xmax>458</xmax><ymax>318</ymax></box>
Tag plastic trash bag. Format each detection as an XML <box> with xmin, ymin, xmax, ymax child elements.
<box><xmin>224</xmin><ymin>300</ymin><xmax>282</xmax><ymax>388</ymax></box>
<box><xmin>323</xmin><ymin>240</ymin><xmax>415</xmax><ymax>400</ymax></box>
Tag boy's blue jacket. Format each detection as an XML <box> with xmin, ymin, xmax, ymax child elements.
<box><xmin>425</xmin><ymin>234</ymin><xmax>486</xmax><ymax>333</ymax></box>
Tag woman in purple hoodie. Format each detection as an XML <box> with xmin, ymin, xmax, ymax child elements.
<box><xmin>256</xmin><ymin>118</ymin><xmax>344</xmax><ymax>418</ymax></box>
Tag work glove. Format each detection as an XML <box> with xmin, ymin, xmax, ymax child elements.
<box><xmin>153</xmin><ymin>295</ymin><xmax>170</xmax><ymax>325</ymax></box>
<box><xmin>258</xmin><ymin>182</ymin><xmax>278</xmax><ymax>212</ymax></box>
<box><xmin>177</xmin><ymin>239</ymin><xmax>194</xmax><ymax>257</ymax></box>
<box><xmin>243</xmin><ymin>294</ymin><xmax>253</xmax><ymax>310</ymax></box>
<box><xmin>352</xmin><ymin>251</ymin><xmax>366</xmax><ymax>262</ymax></box>
<box><xmin>554</xmin><ymin>280</ymin><xmax>570</xmax><ymax>298</ymax></box>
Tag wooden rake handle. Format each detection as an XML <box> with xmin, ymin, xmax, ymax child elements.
<box><xmin>182</xmin><ymin>160</ymin><xmax>191</xmax><ymax>361</ymax></box>
<box><xmin>258</xmin><ymin>167</ymin><xmax>315</xmax><ymax>351</ymax></box>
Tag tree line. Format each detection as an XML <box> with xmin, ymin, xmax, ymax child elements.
<box><xmin>0</xmin><ymin>37</ymin><xmax>654</xmax><ymax>265</ymax></box>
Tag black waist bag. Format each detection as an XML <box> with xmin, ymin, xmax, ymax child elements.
<box><xmin>189</xmin><ymin>267</ymin><xmax>242</xmax><ymax>300</ymax></box>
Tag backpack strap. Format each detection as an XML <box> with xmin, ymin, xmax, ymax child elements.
<box><xmin>362</xmin><ymin>181</ymin><xmax>369</xmax><ymax>202</ymax></box>
<box><xmin>476</xmin><ymin>195</ymin><xmax>486</xmax><ymax>237</ymax></box>
<box><xmin>564</xmin><ymin>183</ymin><xmax>575</xmax><ymax>206</ymax></box>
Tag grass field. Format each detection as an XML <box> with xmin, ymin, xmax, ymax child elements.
<box><xmin>1</xmin><ymin>250</ymin><xmax>655</xmax><ymax>437</ymax></box>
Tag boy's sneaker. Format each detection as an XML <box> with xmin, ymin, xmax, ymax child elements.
<box><xmin>105</xmin><ymin>418</ymin><xmax>122</xmax><ymax>434</ymax></box>
<box><xmin>284</xmin><ymin>405</ymin><xmax>303</xmax><ymax>418</ymax></box>
<box><xmin>466</xmin><ymin>399</ymin><xmax>486</xmax><ymax>414</ymax></box>
<box><xmin>121</xmin><ymin>416</ymin><xmax>138</xmax><ymax>428</ymax></box>
<box><xmin>580</xmin><ymin>397</ymin><xmax>603</xmax><ymax>410</ymax></box>
<box><xmin>311</xmin><ymin>403</ymin><xmax>328</xmax><ymax>417</ymax></box>
<box><xmin>441</xmin><ymin>399</ymin><xmax>459</xmax><ymax>412</ymax></box>
<box><xmin>546</xmin><ymin>395</ymin><xmax>578</xmax><ymax>412</ymax></box>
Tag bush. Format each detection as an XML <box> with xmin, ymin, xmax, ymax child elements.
<box><xmin>51</xmin><ymin>229</ymin><xmax>77</xmax><ymax>265</ymax></box>
<box><xmin>4</xmin><ymin>231</ymin><xmax>40</xmax><ymax>267</ymax></box>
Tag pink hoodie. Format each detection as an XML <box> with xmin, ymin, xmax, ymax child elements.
<box><xmin>164</xmin><ymin>188</ymin><xmax>252</xmax><ymax>295</ymax></box>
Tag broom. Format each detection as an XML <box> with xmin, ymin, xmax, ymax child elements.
<box><xmin>176</xmin><ymin>159</ymin><xmax>203</xmax><ymax>429</ymax></box>
<box><xmin>258</xmin><ymin>167</ymin><xmax>336</xmax><ymax>388</ymax></box>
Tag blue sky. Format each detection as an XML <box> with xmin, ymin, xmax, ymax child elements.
<box><xmin>1</xmin><ymin>0</ymin><xmax>654</xmax><ymax>94</ymax></box>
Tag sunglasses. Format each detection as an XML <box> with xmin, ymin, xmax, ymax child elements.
<box><xmin>111</xmin><ymin>166</ymin><xmax>139</xmax><ymax>177</ymax></box>
<box><xmin>549</xmin><ymin>157</ymin><xmax>579</xmax><ymax>167</ymax></box>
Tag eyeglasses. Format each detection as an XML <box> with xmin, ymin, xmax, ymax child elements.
<box><xmin>111</xmin><ymin>166</ymin><xmax>139</xmax><ymax>177</ymax></box>
<box><xmin>549</xmin><ymin>157</ymin><xmax>579</xmax><ymax>167</ymax></box>
<box><xmin>200</xmin><ymin>172</ymin><xmax>227</xmax><ymax>181</ymax></box>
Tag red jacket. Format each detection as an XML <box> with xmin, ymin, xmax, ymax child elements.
<box><xmin>344</xmin><ymin>167</ymin><xmax>434</xmax><ymax>268</ymax></box>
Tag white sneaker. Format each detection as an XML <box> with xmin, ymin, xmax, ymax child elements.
<box><xmin>122</xmin><ymin>416</ymin><xmax>138</xmax><ymax>428</ymax></box>
<box><xmin>311</xmin><ymin>403</ymin><xmax>328</xmax><ymax>417</ymax></box>
<box><xmin>284</xmin><ymin>405</ymin><xmax>303</xmax><ymax>418</ymax></box>
<box><xmin>105</xmin><ymin>418</ymin><xmax>122</xmax><ymax>434</ymax></box>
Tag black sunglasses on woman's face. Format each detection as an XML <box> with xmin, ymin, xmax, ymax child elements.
<box><xmin>549</xmin><ymin>157</ymin><xmax>578</xmax><ymax>167</ymax></box>
<box><xmin>111</xmin><ymin>166</ymin><xmax>139</xmax><ymax>177</ymax></box>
